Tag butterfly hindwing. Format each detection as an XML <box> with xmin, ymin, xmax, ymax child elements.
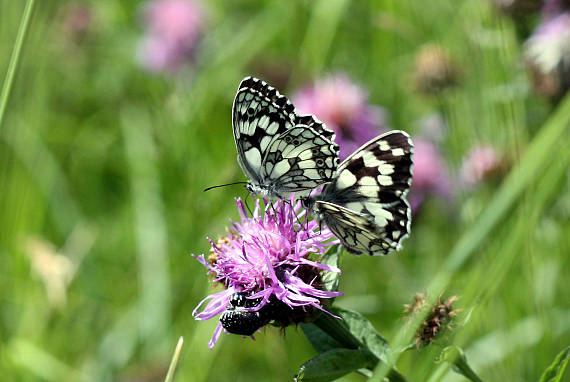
<box><xmin>311</xmin><ymin>130</ymin><xmax>414</xmax><ymax>255</ymax></box>
<box><xmin>232</xmin><ymin>77</ymin><xmax>339</xmax><ymax>199</ymax></box>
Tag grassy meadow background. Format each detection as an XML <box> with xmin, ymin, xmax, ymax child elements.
<box><xmin>0</xmin><ymin>0</ymin><xmax>568</xmax><ymax>381</ymax></box>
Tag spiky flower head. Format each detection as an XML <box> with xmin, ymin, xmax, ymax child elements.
<box><xmin>193</xmin><ymin>197</ymin><xmax>341</xmax><ymax>348</ymax></box>
<box><xmin>293</xmin><ymin>73</ymin><xmax>387</xmax><ymax>160</ymax></box>
<box><xmin>404</xmin><ymin>293</ymin><xmax>459</xmax><ymax>347</ymax></box>
<box><xmin>413</xmin><ymin>44</ymin><xmax>460</xmax><ymax>95</ymax></box>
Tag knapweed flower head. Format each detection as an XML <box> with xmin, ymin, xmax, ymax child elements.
<box><xmin>413</xmin><ymin>44</ymin><xmax>460</xmax><ymax>95</ymax></box>
<box><xmin>293</xmin><ymin>73</ymin><xmax>387</xmax><ymax>160</ymax></box>
<box><xmin>136</xmin><ymin>0</ymin><xmax>205</xmax><ymax>73</ymax></box>
<box><xmin>524</xmin><ymin>11</ymin><xmax>570</xmax><ymax>100</ymax></box>
<box><xmin>193</xmin><ymin>197</ymin><xmax>341</xmax><ymax>348</ymax></box>
<box><xmin>404</xmin><ymin>292</ymin><xmax>459</xmax><ymax>347</ymax></box>
<box><xmin>408</xmin><ymin>138</ymin><xmax>452</xmax><ymax>212</ymax></box>
<box><xmin>460</xmin><ymin>145</ymin><xmax>504</xmax><ymax>187</ymax></box>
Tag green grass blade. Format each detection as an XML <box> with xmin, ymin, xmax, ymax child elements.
<box><xmin>538</xmin><ymin>346</ymin><xmax>569</xmax><ymax>382</ymax></box>
<box><xmin>0</xmin><ymin>0</ymin><xmax>35</xmax><ymax>129</ymax></box>
<box><xmin>164</xmin><ymin>337</ymin><xmax>184</xmax><ymax>382</ymax></box>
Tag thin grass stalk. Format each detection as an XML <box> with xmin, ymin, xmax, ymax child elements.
<box><xmin>0</xmin><ymin>0</ymin><xmax>36</xmax><ymax>129</ymax></box>
<box><xmin>164</xmin><ymin>337</ymin><xmax>184</xmax><ymax>382</ymax></box>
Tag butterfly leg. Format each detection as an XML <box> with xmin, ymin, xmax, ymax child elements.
<box><xmin>244</xmin><ymin>193</ymin><xmax>253</xmax><ymax>216</ymax></box>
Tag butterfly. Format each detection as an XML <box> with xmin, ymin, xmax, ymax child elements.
<box><xmin>232</xmin><ymin>76</ymin><xmax>339</xmax><ymax>200</ymax></box>
<box><xmin>301</xmin><ymin>131</ymin><xmax>414</xmax><ymax>255</ymax></box>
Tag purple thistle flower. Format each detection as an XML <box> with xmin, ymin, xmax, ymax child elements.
<box><xmin>292</xmin><ymin>73</ymin><xmax>387</xmax><ymax>160</ymax></box>
<box><xmin>409</xmin><ymin>138</ymin><xmax>452</xmax><ymax>212</ymax></box>
<box><xmin>460</xmin><ymin>145</ymin><xmax>503</xmax><ymax>187</ymax></box>
<box><xmin>136</xmin><ymin>0</ymin><xmax>205</xmax><ymax>73</ymax></box>
<box><xmin>192</xmin><ymin>197</ymin><xmax>341</xmax><ymax>348</ymax></box>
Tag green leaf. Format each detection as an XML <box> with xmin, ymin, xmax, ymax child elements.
<box><xmin>300</xmin><ymin>322</ymin><xmax>343</xmax><ymax>354</ymax></box>
<box><xmin>539</xmin><ymin>346</ymin><xmax>570</xmax><ymax>382</ymax></box>
<box><xmin>332</xmin><ymin>307</ymin><xmax>390</xmax><ymax>362</ymax></box>
<box><xmin>295</xmin><ymin>348</ymin><xmax>377</xmax><ymax>382</ymax></box>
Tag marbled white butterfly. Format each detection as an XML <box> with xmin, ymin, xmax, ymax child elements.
<box><xmin>233</xmin><ymin>77</ymin><xmax>339</xmax><ymax>200</ymax></box>
<box><xmin>301</xmin><ymin>131</ymin><xmax>414</xmax><ymax>255</ymax></box>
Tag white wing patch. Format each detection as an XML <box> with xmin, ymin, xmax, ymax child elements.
<box><xmin>336</xmin><ymin>170</ymin><xmax>357</xmax><ymax>190</ymax></box>
<box><xmin>305</xmin><ymin>130</ymin><xmax>414</xmax><ymax>256</ymax></box>
<box><xmin>245</xmin><ymin>148</ymin><xmax>262</xmax><ymax>173</ymax></box>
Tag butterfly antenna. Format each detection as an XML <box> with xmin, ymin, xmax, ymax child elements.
<box><xmin>204</xmin><ymin>181</ymin><xmax>248</xmax><ymax>192</ymax></box>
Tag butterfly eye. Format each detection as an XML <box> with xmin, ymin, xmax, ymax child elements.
<box><xmin>247</xmin><ymin>107</ymin><xmax>255</xmax><ymax>116</ymax></box>
<box><xmin>292</xmin><ymin>139</ymin><xmax>300</xmax><ymax>145</ymax></box>
<box><xmin>285</xmin><ymin>136</ymin><xmax>292</xmax><ymax>143</ymax></box>
<box><xmin>312</xmin><ymin>149</ymin><xmax>319</xmax><ymax>155</ymax></box>
<box><xmin>318</xmin><ymin>169</ymin><xmax>326</xmax><ymax>177</ymax></box>
<box><xmin>316</xmin><ymin>159</ymin><xmax>324</xmax><ymax>166</ymax></box>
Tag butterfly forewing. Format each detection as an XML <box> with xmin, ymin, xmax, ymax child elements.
<box><xmin>294</xmin><ymin>114</ymin><xmax>335</xmax><ymax>141</ymax></box>
<box><xmin>233</xmin><ymin>77</ymin><xmax>295</xmax><ymax>182</ymax></box>
<box><xmin>314</xmin><ymin>130</ymin><xmax>414</xmax><ymax>255</ymax></box>
<box><xmin>232</xmin><ymin>77</ymin><xmax>339</xmax><ymax>199</ymax></box>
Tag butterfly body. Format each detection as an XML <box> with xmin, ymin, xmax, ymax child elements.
<box><xmin>302</xmin><ymin>130</ymin><xmax>414</xmax><ymax>256</ymax></box>
<box><xmin>233</xmin><ymin>77</ymin><xmax>339</xmax><ymax>200</ymax></box>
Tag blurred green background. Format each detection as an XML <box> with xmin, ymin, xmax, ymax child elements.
<box><xmin>0</xmin><ymin>0</ymin><xmax>568</xmax><ymax>381</ymax></box>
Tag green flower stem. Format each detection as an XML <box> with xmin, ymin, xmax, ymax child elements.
<box><xmin>0</xmin><ymin>0</ymin><xmax>36</xmax><ymax>129</ymax></box>
<box><xmin>313</xmin><ymin>314</ymin><xmax>408</xmax><ymax>382</ymax></box>
<box><xmin>313</xmin><ymin>311</ymin><xmax>363</xmax><ymax>350</ymax></box>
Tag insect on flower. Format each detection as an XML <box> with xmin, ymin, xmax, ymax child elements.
<box><xmin>192</xmin><ymin>197</ymin><xmax>342</xmax><ymax>348</ymax></box>
<box><xmin>232</xmin><ymin>77</ymin><xmax>340</xmax><ymax>200</ymax></box>
<box><xmin>301</xmin><ymin>131</ymin><xmax>414</xmax><ymax>256</ymax></box>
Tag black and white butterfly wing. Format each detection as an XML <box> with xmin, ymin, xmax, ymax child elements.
<box><xmin>315</xmin><ymin>202</ymin><xmax>395</xmax><ymax>255</ymax></box>
<box><xmin>260</xmin><ymin>125</ymin><xmax>339</xmax><ymax>196</ymax></box>
<box><xmin>232</xmin><ymin>77</ymin><xmax>339</xmax><ymax>199</ymax></box>
<box><xmin>233</xmin><ymin>77</ymin><xmax>295</xmax><ymax>186</ymax></box>
<box><xmin>316</xmin><ymin>130</ymin><xmax>414</xmax><ymax>255</ymax></box>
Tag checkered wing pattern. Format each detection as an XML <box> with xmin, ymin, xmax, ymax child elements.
<box><xmin>313</xmin><ymin>131</ymin><xmax>414</xmax><ymax>255</ymax></box>
<box><xmin>232</xmin><ymin>77</ymin><xmax>339</xmax><ymax>199</ymax></box>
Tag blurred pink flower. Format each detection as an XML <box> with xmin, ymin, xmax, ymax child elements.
<box><xmin>524</xmin><ymin>11</ymin><xmax>570</xmax><ymax>99</ymax></box>
<box><xmin>61</xmin><ymin>2</ymin><xmax>92</xmax><ymax>41</ymax></box>
<box><xmin>293</xmin><ymin>74</ymin><xmax>387</xmax><ymax>159</ymax></box>
<box><xmin>408</xmin><ymin>138</ymin><xmax>452</xmax><ymax>212</ymax></box>
<box><xmin>460</xmin><ymin>145</ymin><xmax>502</xmax><ymax>187</ymax></box>
<box><xmin>542</xmin><ymin>0</ymin><xmax>570</xmax><ymax>19</ymax></box>
<box><xmin>137</xmin><ymin>0</ymin><xmax>205</xmax><ymax>73</ymax></box>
